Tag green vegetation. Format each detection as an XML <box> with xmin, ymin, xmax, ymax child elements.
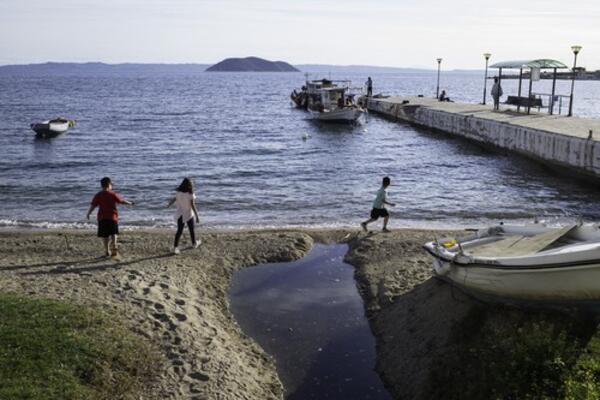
<box><xmin>0</xmin><ymin>295</ymin><xmax>161</xmax><ymax>400</ymax></box>
<box><xmin>429</xmin><ymin>306</ymin><xmax>600</xmax><ymax>400</ymax></box>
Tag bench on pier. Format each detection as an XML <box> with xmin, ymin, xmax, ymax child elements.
<box><xmin>504</xmin><ymin>95</ymin><xmax>544</xmax><ymax>108</ymax></box>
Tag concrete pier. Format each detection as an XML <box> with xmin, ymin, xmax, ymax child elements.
<box><xmin>367</xmin><ymin>96</ymin><xmax>600</xmax><ymax>180</ymax></box>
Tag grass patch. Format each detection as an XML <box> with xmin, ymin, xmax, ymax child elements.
<box><xmin>0</xmin><ymin>295</ymin><xmax>162</xmax><ymax>400</ymax></box>
<box><xmin>428</xmin><ymin>306</ymin><xmax>600</xmax><ymax>400</ymax></box>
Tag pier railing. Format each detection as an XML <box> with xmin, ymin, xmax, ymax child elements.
<box><xmin>531</xmin><ymin>92</ymin><xmax>572</xmax><ymax>115</ymax></box>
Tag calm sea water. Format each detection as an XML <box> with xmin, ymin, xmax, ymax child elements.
<box><xmin>2</xmin><ymin>70</ymin><xmax>600</xmax><ymax>230</ymax></box>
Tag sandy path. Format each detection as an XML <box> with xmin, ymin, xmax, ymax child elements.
<box><xmin>0</xmin><ymin>229</ymin><xmax>317</xmax><ymax>400</ymax></box>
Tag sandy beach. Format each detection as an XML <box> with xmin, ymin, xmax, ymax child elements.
<box><xmin>2</xmin><ymin>227</ymin><xmax>593</xmax><ymax>400</ymax></box>
<box><xmin>0</xmin><ymin>227</ymin><xmax>446</xmax><ymax>399</ymax></box>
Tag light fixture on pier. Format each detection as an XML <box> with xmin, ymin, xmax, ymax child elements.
<box><xmin>436</xmin><ymin>58</ymin><xmax>442</xmax><ymax>99</ymax></box>
<box><xmin>482</xmin><ymin>53</ymin><xmax>492</xmax><ymax>105</ymax></box>
<box><xmin>568</xmin><ymin>45</ymin><xmax>582</xmax><ymax>117</ymax></box>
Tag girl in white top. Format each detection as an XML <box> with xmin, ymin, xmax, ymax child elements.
<box><xmin>167</xmin><ymin>177</ymin><xmax>200</xmax><ymax>254</ymax></box>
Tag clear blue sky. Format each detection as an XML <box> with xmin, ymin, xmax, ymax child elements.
<box><xmin>1</xmin><ymin>0</ymin><xmax>598</xmax><ymax>69</ymax></box>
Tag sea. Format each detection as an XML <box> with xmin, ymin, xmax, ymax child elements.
<box><xmin>2</xmin><ymin>70</ymin><xmax>600</xmax><ymax>230</ymax></box>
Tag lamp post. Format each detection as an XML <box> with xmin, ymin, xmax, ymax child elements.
<box><xmin>482</xmin><ymin>53</ymin><xmax>491</xmax><ymax>105</ymax></box>
<box><xmin>436</xmin><ymin>58</ymin><xmax>442</xmax><ymax>99</ymax></box>
<box><xmin>568</xmin><ymin>45</ymin><xmax>582</xmax><ymax>117</ymax></box>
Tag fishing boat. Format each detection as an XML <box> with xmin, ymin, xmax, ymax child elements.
<box><xmin>30</xmin><ymin>118</ymin><xmax>75</xmax><ymax>138</ymax></box>
<box><xmin>423</xmin><ymin>222</ymin><xmax>600</xmax><ymax>301</ymax></box>
<box><xmin>307</xmin><ymin>85</ymin><xmax>364</xmax><ymax>123</ymax></box>
<box><xmin>291</xmin><ymin>77</ymin><xmax>364</xmax><ymax>122</ymax></box>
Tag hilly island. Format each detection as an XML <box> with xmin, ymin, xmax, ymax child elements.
<box><xmin>205</xmin><ymin>56</ymin><xmax>299</xmax><ymax>72</ymax></box>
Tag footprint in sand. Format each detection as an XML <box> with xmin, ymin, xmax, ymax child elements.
<box><xmin>189</xmin><ymin>371</ymin><xmax>209</xmax><ymax>382</ymax></box>
<box><xmin>175</xmin><ymin>299</ymin><xmax>186</xmax><ymax>306</ymax></box>
<box><xmin>174</xmin><ymin>313</ymin><xmax>187</xmax><ymax>322</ymax></box>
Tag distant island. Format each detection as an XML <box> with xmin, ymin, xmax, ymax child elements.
<box><xmin>206</xmin><ymin>57</ymin><xmax>299</xmax><ymax>72</ymax></box>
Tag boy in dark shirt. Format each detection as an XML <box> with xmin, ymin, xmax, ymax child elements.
<box><xmin>86</xmin><ymin>177</ymin><xmax>134</xmax><ymax>258</ymax></box>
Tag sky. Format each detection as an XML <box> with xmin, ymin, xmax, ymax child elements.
<box><xmin>1</xmin><ymin>0</ymin><xmax>599</xmax><ymax>69</ymax></box>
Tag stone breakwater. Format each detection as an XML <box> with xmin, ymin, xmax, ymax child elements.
<box><xmin>367</xmin><ymin>96</ymin><xmax>600</xmax><ymax>181</ymax></box>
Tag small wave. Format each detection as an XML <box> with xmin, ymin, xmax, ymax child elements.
<box><xmin>0</xmin><ymin>219</ymin><xmax>95</xmax><ymax>230</ymax></box>
<box><xmin>152</xmin><ymin>111</ymin><xmax>197</xmax><ymax>116</ymax></box>
<box><xmin>0</xmin><ymin>160</ymin><xmax>96</xmax><ymax>172</ymax></box>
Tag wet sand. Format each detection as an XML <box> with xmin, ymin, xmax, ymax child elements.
<box><xmin>0</xmin><ymin>227</ymin><xmax>465</xmax><ymax>399</ymax></box>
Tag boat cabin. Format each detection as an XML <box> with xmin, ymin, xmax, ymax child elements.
<box><xmin>319</xmin><ymin>87</ymin><xmax>348</xmax><ymax>110</ymax></box>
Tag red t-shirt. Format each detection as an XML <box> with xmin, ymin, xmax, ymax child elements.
<box><xmin>91</xmin><ymin>190</ymin><xmax>124</xmax><ymax>222</ymax></box>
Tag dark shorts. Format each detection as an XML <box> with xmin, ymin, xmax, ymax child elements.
<box><xmin>97</xmin><ymin>219</ymin><xmax>119</xmax><ymax>238</ymax></box>
<box><xmin>370</xmin><ymin>208</ymin><xmax>389</xmax><ymax>220</ymax></box>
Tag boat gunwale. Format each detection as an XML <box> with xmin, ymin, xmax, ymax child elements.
<box><xmin>423</xmin><ymin>242</ymin><xmax>600</xmax><ymax>270</ymax></box>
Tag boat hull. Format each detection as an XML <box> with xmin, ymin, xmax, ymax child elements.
<box><xmin>309</xmin><ymin>107</ymin><xmax>363</xmax><ymax>122</ymax></box>
<box><xmin>431</xmin><ymin>256</ymin><xmax>600</xmax><ymax>301</ymax></box>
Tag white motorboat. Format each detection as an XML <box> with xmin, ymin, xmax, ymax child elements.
<box><xmin>30</xmin><ymin>118</ymin><xmax>75</xmax><ymax>138</ymax></box>
<box><xmin>423</xmin><ymin>222</ymin><xmax>600</xmax><ymax>301</ymax></box>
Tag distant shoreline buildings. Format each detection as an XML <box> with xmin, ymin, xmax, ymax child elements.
<box><xmin>500</xmin><ymin>67</ymin><xmax>600</xmax><ymax>81</ymax></box>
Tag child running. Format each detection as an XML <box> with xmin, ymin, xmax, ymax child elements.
<box><xmin>86</xmin><ymin>177</ymin><xmax>135</xmax><ymax>258</ymax></box>
<box><xmin>361</xmin><ymin>176</ymin><xmax>396</xmax><ymax>233</ymax></box>
<box><xmin>167</xmin><ymin>177</ymin><xmax>200</xmax><ymax>254</ymax></box>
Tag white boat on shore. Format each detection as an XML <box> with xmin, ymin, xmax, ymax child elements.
<box><xmin>423</xmin><ymin>222</ymin><xmax>600</xmax><ymax>302</ymax></box>
<box><xmin>30</xmin><ymin>118</ymin><xmax>75</xmax><ymax>138</ymax></box>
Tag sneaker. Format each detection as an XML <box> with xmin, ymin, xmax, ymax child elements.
<box><xmin>193</xmin><ymin>240</ymin><xmax>202</xmax><ymax>249</ymax></box>
<box><xmin>361</xmin><ymin>222</ymin><xmax>368</xmax><ymax>232</ymax></box>
<box><xmin>382</xmin><ymin>228</ymin><xmax>391</xmax><ymax>233</ymax></box>
<box><xmin>173</xmin><ymin>247</ymin><xmax>180</xmax><ymax>255</ymax></box>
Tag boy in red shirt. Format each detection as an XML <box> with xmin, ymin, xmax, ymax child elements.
<box><xmin>86</xmin><ymin>177</ymin><xmax>134</xmax><ymax>258</ymax></box>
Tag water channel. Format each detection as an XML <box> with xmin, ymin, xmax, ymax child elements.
<box><xmin>229</xmin><ymin>244</ymin><xmax>392</xmax><ymax>399</ymax></box>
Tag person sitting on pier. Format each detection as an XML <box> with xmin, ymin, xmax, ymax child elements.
<box><xmin>438</xmin><ymin>90</ymin><xmax>452</xmax><ymax>102</ymax></box>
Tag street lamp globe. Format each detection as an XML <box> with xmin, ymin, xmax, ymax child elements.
<box><xmin>436</xmin><ymin>58</ymin><xmax>442</xmax><ymax>64</ymax></box>
<box><xmin>483</xmin><ymin>53</ymin><xmax>491</xmax><ymax>60</ymax></box>
<box><xmin>571</xmin><ymin>45</ymin><xmax>582</xmax><ymax>55</ymax></box>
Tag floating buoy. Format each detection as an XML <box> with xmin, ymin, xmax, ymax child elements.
<box><xmin>301</xmin><ymin>133</ymin><xmax>309</xmax><ymax>140</ymax></box>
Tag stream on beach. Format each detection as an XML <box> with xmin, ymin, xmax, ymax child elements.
<box><xmin>229</xmin><ymin>244</ymin><xmax>392</xmax><ymax>399</ymax></box>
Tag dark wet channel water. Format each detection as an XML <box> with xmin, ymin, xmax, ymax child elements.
<box><xmin>229</xmin><ymin>244</ymin><xmax>392</xmax><ymax>399</ymax></box>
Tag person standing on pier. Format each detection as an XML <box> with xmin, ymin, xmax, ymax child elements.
<box><xmin>491</xmin><ymin>77</ymin><xmax>503</xmax><ymax>110</ymax></box>
<box><xmin>366</xmin><ymin>77</ymin><xmax>373</xmax><ymax>97</ymax></box>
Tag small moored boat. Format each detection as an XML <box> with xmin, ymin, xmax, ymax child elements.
<box><xmin>423</xmin><ymin>222</ymin><xmax>600</xmax><ymax>302</ymax></box>
<box><xmin>30</xmin><ymin>118</ymin><xmax>75</xmax><ymax>138</ymax></box>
